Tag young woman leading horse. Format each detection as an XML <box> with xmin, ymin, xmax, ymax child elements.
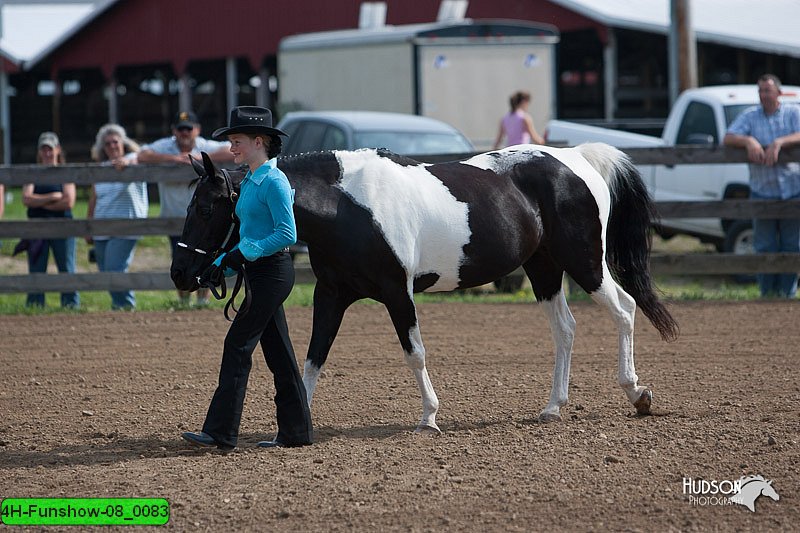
<box><xmin>180</xmin><ymin>107</ymin><xmax>313</xmax><ymax>451</ymax></box>
<box><xmin>171</xmin><ymin>140</ymin><xmax>678</xmax><ymax>436</ymax></box>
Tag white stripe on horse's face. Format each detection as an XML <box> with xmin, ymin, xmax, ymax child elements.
<box><xmin>334</xmin><ymin>149</ymin><xmax>470</xmax><ymax>291</ymax></box>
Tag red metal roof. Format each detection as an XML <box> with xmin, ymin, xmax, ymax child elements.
<box><xmin>38</xmin><ymin>0</ymin><xmax>364</xmax><ymax>77</ymax></box>
<box><xmin>34</xmin><ymin>0</ymin><xmax>603</xmax><ymax>78</ymax></box>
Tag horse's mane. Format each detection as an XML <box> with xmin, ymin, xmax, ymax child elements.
<box><xmin>372</xmin><ymin>147</ymin><xmax>423</xmax><ymax>166</ymax></box>
<box><xmin>278</xmin><ymin>150</ymin><xmax>331</xmax><ymax>163</ymax></box>
<box><xmin>278</xmin><ymin>148</ymin><xmax>418</xmax><ymax>185</ymax></box>
<box><xmin>740</xmin><ymin>474</ymin><xmax>768</xmax><ymax>485</ymax></box>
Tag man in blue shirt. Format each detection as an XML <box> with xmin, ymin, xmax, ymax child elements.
<box><xmin>139</xmin><ymin>111</ymin><xmax>234</xmax><ymax>305</ymax></box>
<box><xmin>724</xmin><ymin>74</ymin><xmax>800</xmax><ymax>298</ymax></box>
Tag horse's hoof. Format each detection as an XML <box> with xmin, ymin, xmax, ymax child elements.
<box><xmin>537</xmin><ymin>412</ymin><xmax>562</xmax><ymax>423</ymax></box>
<box><xmin>414</xmin><ymin>423</ymin><xmax>441</xmax><ymax>436</ymax></box>
<box><xmin>633</xmin><ymin>389</ymin><xmax>653</xmax><ymax>415</ymax></box>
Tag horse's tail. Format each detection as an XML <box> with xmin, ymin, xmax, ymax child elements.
<box><xmin>577</xmin><ymin>142</ymin><xmax>679</xmax><ymax>342</ymax></box>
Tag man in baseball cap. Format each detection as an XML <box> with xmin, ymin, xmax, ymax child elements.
<box><xmin>138</xmin><ymin>111</ymin><xmax>233</xmax><ymax>306</ymax></box>
<box><xmin>173</xmin><ymin>111</ymin><xmax>199</xmax><ymax>130</ymax></box>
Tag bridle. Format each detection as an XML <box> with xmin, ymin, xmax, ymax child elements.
<box><xmin>177</xmin><ymin>167</ymin><xmax>252</xmax><ymax>321</ymax></box>
<box><xmin>177</xmin><ymin>168</ymin><xmax>238</xmax><ymax>260</ymax></box>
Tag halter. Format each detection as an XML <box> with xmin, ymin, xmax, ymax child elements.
<box><xmin>176</xmin><ymin>168</ymin><xmax>238</xmax><ymax>259</ymax></box>
<box><xmin>178</xmin><ymin>168</ymin><xmax>252</xmax><ymax>321</ymax></box>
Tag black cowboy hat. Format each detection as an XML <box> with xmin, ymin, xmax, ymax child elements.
<box><xmin>212</xmin><ymin>106</ymin><xmax>287</xmax><ymax>140</ymax></box>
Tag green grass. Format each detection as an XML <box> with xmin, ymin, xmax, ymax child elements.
<box><xmin>0</xmin><ymin>284</ymin><xmax>316</xmax><ymax>314</ymax></box>
<box><xmin>0</xmin><ymin>276</ymin><xmax>763</xmax><ymax>315</ymax></box>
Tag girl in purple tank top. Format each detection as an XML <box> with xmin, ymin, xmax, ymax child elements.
<box><xmin>493</xmin><ymin>91</ymin><xmax>544</xmax><ymax>148</ymax></box>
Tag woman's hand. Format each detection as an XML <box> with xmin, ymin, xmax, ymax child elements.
<box><xmin>198</xmin><ymin>263</ymin><xmax>225</xmax><ymax>288</ymax></box>
<box><xmin>221</xmin><ymin>249</ymin><xmax>247</xmax><ymax>271</ymax></box>
<box><xmin>109</xmin><ymin>157</ymin><xmax>130</xmax><ymax>171</ymax></box>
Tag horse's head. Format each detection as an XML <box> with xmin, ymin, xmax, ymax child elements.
<box><xmin>761</xmin><ymin>480</ymin><xmax>780</xmax><ymax>502</ymax></box>
<box><xmin>170</xmin><ymin>152</ymin><xmax>242</xmax><ymax>291</ymax></box>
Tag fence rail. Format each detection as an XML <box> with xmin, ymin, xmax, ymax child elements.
<box><xmin>0</xmin><ymin>269</ymin><xmax>319</xmax><ymax>293</ymax></box>
<box><xmin>3</xmin><ymin>145</ymin><xmax>799</xmax><ymax>185</ymax></box>
<box><xmin>2</xmin><ymin>146</ymin><xmax>800</xmax><ymax>294</ymax></box>
<box><xmin>0</xmin><ymin>218</ymin><xmax>184</xmax><ymax>239</ymax></box>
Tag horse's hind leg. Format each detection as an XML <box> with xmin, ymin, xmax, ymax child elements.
<box><xmin>384</xmin><ymin>284</ymin><xmax>440</xmax><ymax>435</ymax></box>
<box><xmin>538</xmin><ymin>289</ymin><xmax>577</xmax><ymax>422</ymax></box>
<box><xmin>524</xmin><ymin>255</ymin><xmax>576</xmax><ymax>423</ymax></box>
<box><xmin>303</xmin><ymin>280</ymin><xmax>358</xmax><ymax>407</ymax></box>
<box><xmin>587</xmin><ymin>268</ymin><xmax>652</xmax><ymax>415</ymax></box>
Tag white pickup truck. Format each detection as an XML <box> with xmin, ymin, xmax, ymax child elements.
<box><xmin>546</xmin><ymin>85</ymin><xmax>800</xmax><ymax>253</ymax></box>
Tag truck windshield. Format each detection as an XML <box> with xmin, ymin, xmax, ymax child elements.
<box><xmin>723</xmin><ymin>104</ymin><xmax>754</xmax><ymax>126</ymax></box>
<box><xmin>354</xmin><ymin>132</ymin><xmax>474</xmax><ymax>155</ymax></box>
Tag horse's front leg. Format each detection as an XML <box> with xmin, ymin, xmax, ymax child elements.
<box><xmin>384</xmin><ymin>286</ymin><xmax>440</xmax><ymax>434</ymax></box>
<box><xmin>303</xmin><ymin>280</ymin><xmax>357</xmax><ymax>407</ymax></box>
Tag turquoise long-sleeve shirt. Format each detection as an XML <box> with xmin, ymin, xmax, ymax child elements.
<box><xmin>215</xmin><ymin>158</ymin><xmax>296</xmax><ymax>271</ymax></box>
<box><xmin>236</xmin><ymin>158</ymin><xmax>297</xmax><ymax>259</ymax></box>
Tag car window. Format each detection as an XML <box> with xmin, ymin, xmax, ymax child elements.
<box><xmin>288</xmin><ymin>121</ymin><xmax>328</xmax><ymax>154</ymax></box>
<box><xmin>676</xmin><ymin>101</ymin><xmax>717</xmax><ymax>144</ymax></box>
<box><xmin>723</xmin><ymin>104</ymin><xmax>754</xmax><ymax>127</ymax></box>
<box><xmin>280</xmin><ymin>120</ymin><xmax>301</xmax><ymax>138</ymax></box>
<box><xmin>320</xmin><ymin>126</ymin><xmax>347</xmax><ymax>151</ymax></box>
<box><xmin>353</xmin><ymin>132</ymin><xmax>473</xmax><ymax>155</ymax></box>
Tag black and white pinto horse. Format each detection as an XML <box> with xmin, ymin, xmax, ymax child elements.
<box><xmin>171</xmin><ymin>143</ymin><xmax>678</xmax><ymax>433</ymax></box>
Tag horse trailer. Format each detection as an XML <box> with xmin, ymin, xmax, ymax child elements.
<box><xmin>277</xmin><ymin>19</ymin><xmax>559</xmax><ymax>151</ymax></box>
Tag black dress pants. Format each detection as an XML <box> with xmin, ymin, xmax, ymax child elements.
<box><xmin>202</xmin><ymin>252</ymin><xmax>313</xmax><ymax>448</ymax></box>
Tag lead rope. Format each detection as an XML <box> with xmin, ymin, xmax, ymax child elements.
<box><xmin>222</xmin><ymin>265</ymin><xmax>252</xmax><ymax>322</ymax></box>
<box><xmin>217</xmin><ymin>167</ymin><xmax>251</xmax><ymax>320</ymax></box>
<box><xmin>205</xmin><ymin>273</ymin><xmax>227</xmax><ymax>301</ymax></box>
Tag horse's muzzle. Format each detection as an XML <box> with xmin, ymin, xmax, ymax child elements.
<box><xmin>170</xmin><ymin>267</ymin><xmax>199</xmax><ymax>292</ymax></box>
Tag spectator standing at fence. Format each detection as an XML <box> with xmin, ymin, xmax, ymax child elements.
<box><xmin>493</xmin><ymin>90</ymin><xmax>545</xmax><ymax>149</ymax></box>
<box><xmin>724</xmin><ymin>74</ymin><xmax>800</xmax><ymax>298</ymax></box>
<box><xmin>182</xmin><ymin>106</ymin><xmax>312</xmax><ymax>451</ymax></box>
<box><xmin>86</xmin><ymin>124</ymin><xmax>148</xmax><ymax>310</ymax></box>
<box><xmin>138</xmin><ymin>111</ymin><xmax>233</xmax><ymax>306</ymax></box>
<box><xmin>19</xmin><ymin>132</ymin><xmax>79</xmax><ymax>308</ymax></box>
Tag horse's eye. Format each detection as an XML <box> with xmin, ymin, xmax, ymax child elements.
<box><xmin>199</xmin><ymin>206</ymin><xmax>212</xmax><ymax>219</ymax></box>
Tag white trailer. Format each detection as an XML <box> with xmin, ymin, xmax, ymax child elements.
<box><xmin>278</xmin><ymin>20</ymin><xmax>559</xmax><ymax>150</ymax></box>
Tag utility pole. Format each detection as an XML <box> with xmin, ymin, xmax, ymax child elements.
<box><xmin>668</xmin><ymin>0</ymin><xmax>698</xmax><ymax>105</ymax></box>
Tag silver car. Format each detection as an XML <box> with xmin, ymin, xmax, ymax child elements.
<box><xmin>276</xmin><ymin>111</ymin><xmax>526</xmax><ymax>291</ymax></box>
<box><xmin>276</xmin><ymin>111</ymin><xmax>475</xmax><ymax>157</ymax></box>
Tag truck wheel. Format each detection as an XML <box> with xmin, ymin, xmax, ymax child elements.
<box><xmin>722</xmin><ymin>220</ymin><xmax>755</xmax><ymax>283</ymax></box>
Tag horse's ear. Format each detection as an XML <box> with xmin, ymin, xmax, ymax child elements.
<box><xmin>189</xmin><ymin>154</ymin><xmax>205</xmax><ymax>177</ymax></box>
<box><xmin>201</xmin><ymin>151</ymin><xmax>216</xmax><ymax>178</ymax></box>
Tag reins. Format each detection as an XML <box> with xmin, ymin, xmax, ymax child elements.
<box><xmin>222</xmin><ymin>266</ymin><xmax>252</xmax><ymax>322</ymax></box>
<box><xmin>181</xmin><ymin>167</ymin><xmax>253</xmax><ymax>321</ymax></box>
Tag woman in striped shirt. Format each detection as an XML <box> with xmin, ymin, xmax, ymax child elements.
<box><xmin>87</xmin><ymin>124</ymin><xmax>148</xmax><ymax>309</ymax></box>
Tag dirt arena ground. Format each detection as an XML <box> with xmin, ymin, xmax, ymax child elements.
<box><xmin>1</xmin><ymin>300</ymin><xmax>798</xmax><ymax>531</ymax></box>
